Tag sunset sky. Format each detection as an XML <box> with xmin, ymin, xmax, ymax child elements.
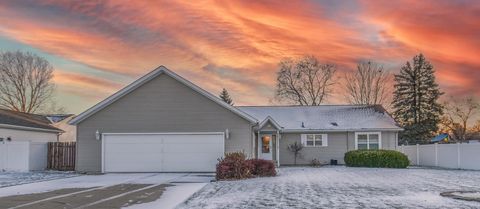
<box><xmin>0</xmin><ymin>0</ymin><xmax>478</xmax><ymax>114</ymax></box>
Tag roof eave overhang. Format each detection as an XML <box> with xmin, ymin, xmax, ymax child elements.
<box><xmin>0</xmin><ymin>123</ymin><xmax>63</xmax><ymax>133</ymax></box>
<box><xmin>281</xmin><ymin>128</ymin><xmax>404</xmax><ymax>133</ymax></box>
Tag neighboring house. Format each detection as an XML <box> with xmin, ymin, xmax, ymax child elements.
<box><xmin>468</xmin><ymin>139</ymin><xmax>480</xmax><ymax>144</ymax></box>
<box><xmin>45</xmin><ymin>114</ymin><xmax>76</xmax><ymax>142</ymax></box>
<box><xmin>70</xmin><ymin>66</ymin><xmax>402</xmax><ymax>173</ymax></box>
<box><xmin>0</xmin><ymin>109</ymin><xmax>63</xmax><ymax>171</ymax></box>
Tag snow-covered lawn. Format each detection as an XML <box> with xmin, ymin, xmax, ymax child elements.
<box><xmin>0</xmin><ymin>171</ymin><xmax>77</xmax><ymax>188</ymax></box>
<box><xmin>179</xmin><ymin>166</ymin><xmax>480</xmax><ymax>209</ymax></box>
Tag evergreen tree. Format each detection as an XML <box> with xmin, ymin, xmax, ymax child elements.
<box><xmin>219</xmin><ymin>88</ymin><xmax>234</xmax><ymax>105</ymax></box>
<box><xmin>392</xmin><ymin>54</ymin><xmax>443</xmax><ymax>144</ymax></box>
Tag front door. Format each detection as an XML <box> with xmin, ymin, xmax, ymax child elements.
<box><xmin>258</xmin><ymin>134</ymin><xmax>273</xmax><ymax>160</ymax></box>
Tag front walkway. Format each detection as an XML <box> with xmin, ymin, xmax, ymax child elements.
<box><xmin>179</xmin><ymin>166</ymin><xmax>480</xmax><ymax>209</ymax></box>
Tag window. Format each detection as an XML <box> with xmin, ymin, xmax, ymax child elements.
<box><xmin>261</xmin><ymin>135</ymin><xmax>271</xmax><ymax>153</ymax></box>
<box><xmin>355</xmin><ymin>132</ymin><xmax>381</xmax><ymax>150</ymax></box>
<box><xmin>301</xmin><ymin>134</ymin><xmax>328</xmax><ymax>147</ymax></box>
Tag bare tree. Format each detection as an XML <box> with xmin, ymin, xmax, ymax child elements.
<box><xmin>275</xmin><ymin>55</ymin><xmax>336</xmax><ymax>106</ymax></box>
<box><xmin>287</xmin><ymin>142</ymin><xmax>304</xmax><ymax>165</ymax></box>
<box><xmin>344</xmin><ymin>61</ymin><xmax>391</xmax><ymax>107</ymax></box>
<box><xmin>0</xmin><ymin>51</ymin><xmax>55</xmax><ymax>113</ymax></box>
<box><xmin>441</xmin><ymin>96</ymin><xmax>480</xmax><ymax>142</ymax></box>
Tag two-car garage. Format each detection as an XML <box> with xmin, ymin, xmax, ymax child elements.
<box><xmin>102</xmin><ymin>133</ymin><xmax>224</xmax><ymax>172</ymax></box>
<box><xmin>70</xmin><ymin>67</ymin><xmax>257</xmax><ymax>173</ymax></box>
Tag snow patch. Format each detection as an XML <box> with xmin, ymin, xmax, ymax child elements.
<box><xmin>124</xmin><ymin>183</ymin><xmax>206</xmax><ymax>209</ymax></box>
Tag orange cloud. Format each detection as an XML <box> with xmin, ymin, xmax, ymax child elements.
<box><xmin>0</xmin><ymin>0</ymin><xmax>478</xmax><ymax>113</ymax></box>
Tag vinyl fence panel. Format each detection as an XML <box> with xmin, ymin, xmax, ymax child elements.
<box><xmin>460</xmin><ymin>143</ymin><xmax>480</xmax><ymax>170</ymax></box>
<box><xmin>399</xmin><ymin>143</ymin><xmax>480</xmax><ymax>170</ymax></box>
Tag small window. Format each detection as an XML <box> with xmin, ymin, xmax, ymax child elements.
<box><xmin>302</xmin><ymin>134</ymin><xmax>327</xmax><ymax>147</ymax></box>
<box><xmin>355</xmin><ymin>132</ymin><xmax>381</xmax><ymax>150</ymax></box>
<box><xmin>306</xmin><ymin>135</ymin><xmax>314</xmax><ymax>146</ymax></box>
<box><xmin>315</xmin><ymin>135</ymin><xmax>323</xmax><ymax>146</ymax></box>
<box><xmin>262</xmin><ymin>136</ymin><xmax>271</xmax><ymax>153</ymax></box>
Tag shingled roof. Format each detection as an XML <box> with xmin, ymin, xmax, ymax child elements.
<box><xmin>0</xmin><ymin>109</ymin><xmax>63</xmax><ymax>133</ymax></box>
<box><xmin>237</xmin><ymin>105</ymin><xmax>402</xmax><ymax>132</ymax></box>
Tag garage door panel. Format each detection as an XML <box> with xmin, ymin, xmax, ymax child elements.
<box><xmin>163</xmin><ymin>136</ymin><xmax>222</xmax><ymax>144</ymax></box>
<box><xmin>163</xmin><ymin>144</ymin><xmax>223</xmax><ymax>153</ymax></box>
<box><xmin>103</xmin><ymin>133</ymin><xmax>224</xmax><ymax>172</ymax></box>
<box><xmin>106</xmin><ymin>144</ymin><xmax>163</xmax><ymax>153</ymax></box>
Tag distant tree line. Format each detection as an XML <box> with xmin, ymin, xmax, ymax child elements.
<box><xmin>272</xmin><ymin>54</ymin><xmax>479</xmax><ymax>144</ymax></box>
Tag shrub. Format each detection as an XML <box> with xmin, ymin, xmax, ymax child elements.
<box><xmin>246</xmin><ymin>159</ymin><xmax>276</xmax><ymax>177</ymax></box>
<box><xmin>344</xmin><ymin>150</ymin><xmax>409</xmax><ymax>168</ymax></box>
<box><xmin>216</xmin><ymin>152</ymin><xmax>252</xmax><ymax>180</ymax></box>
<box><xmin>310</xmin><ymin>158</ymin><xmax>321</xmax><ymax>167</ymax></box>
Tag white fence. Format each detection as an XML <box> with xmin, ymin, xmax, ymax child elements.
<box><xmin>398</xmin><ymin>143</ymin><xmax>480</xmax><ymax>170</ymax></box>
<box><xmin>0</xmin><ymin>141</ymin><xmax>48</xmax><ymax>172</ymax></box>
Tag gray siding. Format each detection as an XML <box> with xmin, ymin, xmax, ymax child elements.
<box><xmin>76</xmin><ymin>74</ymin><xmax>253</xmax><ymax>172</ymax></box>
<box><xmin>280</xmin><ymin>131</ymin><xmax>398</xmax><ymax>165</ymax></box>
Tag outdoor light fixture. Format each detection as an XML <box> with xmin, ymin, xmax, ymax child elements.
<box><xmin>225</xmin><ymin>129</ymin><xmax>230</xmax><ymax>140</ymax></box>
<box><xmin>95</xmin><ymin>130</ymin><xmax>101</xmax><ymax>140</ymax></box>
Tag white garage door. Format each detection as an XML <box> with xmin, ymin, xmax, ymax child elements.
<box><xmin>102</xmin><ymin>133</ymin><xmax>224</xmax><ymax>172</ymax></box>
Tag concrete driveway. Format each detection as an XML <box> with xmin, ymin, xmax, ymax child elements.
<box><xmin>0</xmin><ymin>173</ymin><xmax>213</xmax><ymax>209</ymax></box>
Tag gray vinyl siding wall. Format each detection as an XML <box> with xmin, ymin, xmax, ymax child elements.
<box><xmin>279</xmin><ymin>131</ymin><xmax>398</xmax><ymax>165</ymax></box>
<box><xmin>76</xmin><ymin>74</ymin><xmax>253</xmax><ymax>172</ymax></box>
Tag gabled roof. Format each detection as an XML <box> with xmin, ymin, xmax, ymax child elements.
<box><xmin>238</xmin><ymin>105</ymin><xmax>403</xmax><ymax>132</ymax></box>
<box><xmin>258</xmin><ymin>116</ymin><xmax>283</xmax><ymax>130</ymax></box>
<box><xmin>0</xmin><ymin>109</ymin><xmax>63</xmax><ymax>133</ymax></box>
<box><xmin>69</xmin><ymin>66</ymin><xmax>257</xmax><ymax>125</ymax></box>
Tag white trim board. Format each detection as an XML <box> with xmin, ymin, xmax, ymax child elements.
<box><xmin>69</xmin><ymin>66</ymin><xmax>258</xmax><ymax>125</ymax></box>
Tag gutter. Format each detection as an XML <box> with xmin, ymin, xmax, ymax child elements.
<box><xmin>0</xmin><ymin>123</ymin><xmax>64</xmax><ymax>133</ymax></box>
<box><xmin>281</xmin><ymin>128</ymin><xmax>404</xmax><ymax>133</ymax></box>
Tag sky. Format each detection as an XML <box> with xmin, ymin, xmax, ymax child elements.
<box><xmin>0</xmin><ymin>0</ymin><xmax>478</xmax><ymax>114</ymax></box>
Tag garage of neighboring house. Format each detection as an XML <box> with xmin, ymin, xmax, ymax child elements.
<box><xmin>0</xmin><ymin>109</ymin><xmax>63</xmax><ymax>171</ymax></box>
<box><xmin>70</xmin><ymin>66</ymin><xmax>257</xmax><ymax>173</ymax></box>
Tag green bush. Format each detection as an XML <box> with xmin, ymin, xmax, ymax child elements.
<box><xmin>344</xmin><ymin>150</ymin><xmax>409</xmax><ymax>168</ymax></box>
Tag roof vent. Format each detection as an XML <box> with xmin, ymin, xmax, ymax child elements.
<box><xmin>301</xmin><ymin>122</ymin><xmax>305</xmax><ymax>128</ymax></box>
<box><xmin>331</xmin><ymin>122</ymin><xmax>338</xmax><ymax>126</ymax></box>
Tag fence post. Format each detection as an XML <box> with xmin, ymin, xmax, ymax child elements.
<box><xmin>416</xmin><ymin>144</ymin><xmax>420</xmax><ymax>165</ymax></box>
<box><xmin>434</xmin><ymin>143</ymin><xmax>438</xmax><ymax>167</ymax></box>
<box><xmin>457</xmin><ymin>142</ymin><xmax>461</xmax><ymax>169</ymax></box>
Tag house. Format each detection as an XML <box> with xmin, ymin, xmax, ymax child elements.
<box><xmin>45</xmin><ymin>114</ymin><xmax>76</xmax><ymax>142</ymax></box>
<box><xmin>0</xmin><ymin>109</ymin><xmax>63</xmax><ymax>171</ymax></box>
<box><xmin>70</xmin><ymin>66</ymin><xmax>402</xmax><ymax>173</ymax></box>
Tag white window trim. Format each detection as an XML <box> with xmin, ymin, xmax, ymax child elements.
<box><xmin>354</xmin><ymin>132</ymin><xmax>382</xmax><ymax>150</ymax></box>
<box><xmin>301</xmin><ymin>134</ymin><xmax>328</xmax><ymax>147</ymax></box>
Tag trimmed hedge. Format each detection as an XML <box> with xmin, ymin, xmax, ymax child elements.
<box><xmin>344</xmin><ymin>150</ymin><xmax>409</xmax><ymax>168</ymax></box>
<box><xmin>246</xmin><ymin>159</ymin><xmax>276</xmax><ymax>177</ymax></box>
